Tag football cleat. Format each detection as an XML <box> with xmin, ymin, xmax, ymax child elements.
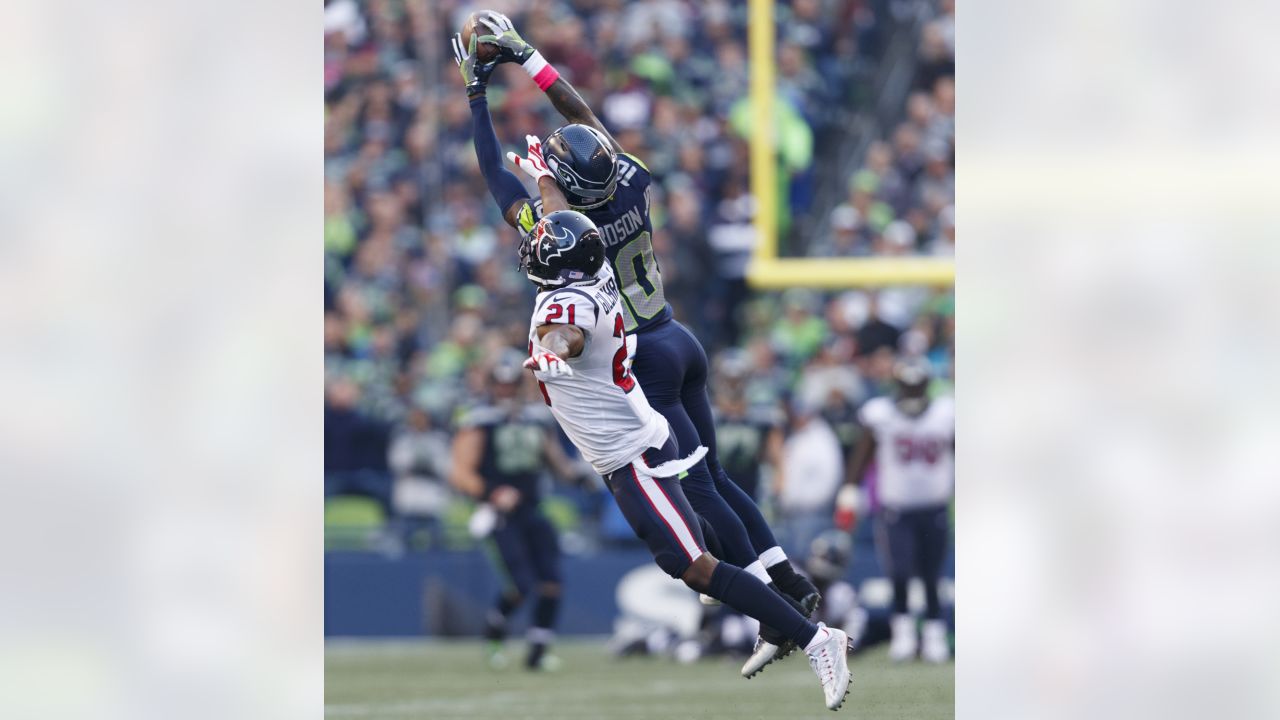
<box><xmin>806</xmin><ymin>623</ymin><xmax>852</xmax><ymax>711</ymax></box>
<box><xmin>698</xmin><ymin>593</ymin><xmax>722</xmax><ymax>607</ymax></box>
<box><xmin>741</xmin><ymin>625</ymin><xmax>796</xmax><ymax>678</ymax></box>
<box><xmin>486</xmin><ymin>644</ymin><xmax>509</xmax><ymax>670</ymax></box>
<box><xmin>921</xmin><ymin>619</ymin><xmax>950</xmax><ymax>664</ymax></box>
<box><xmin>527</xmin><ymin>653</ymin><xmax>562</xmax><ymax>672</ymax></box>
<box><xmin>798</xmin><ymin>589</ymin><xmax>821</xmax><ymax>617</ymax></box>
<box><xmin>888</xmin><ymin>614</ymin><xmax>918</xmax><ymax>662</ymax></box>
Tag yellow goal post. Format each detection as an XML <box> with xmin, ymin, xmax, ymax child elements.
<box><xmin>746</xmin><ymin>0</ymin><xmax>954</xmax><ymax>290</ymax></box>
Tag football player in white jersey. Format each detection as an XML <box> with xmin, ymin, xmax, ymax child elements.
<box><xmin>838</xmin><ymin>358</ymin><xmax>955</xmax><ymax>663</ymax></box>
<box><xmin>518</xmin><ymin>207</ymin><xmax>852</xmax><ymax>710</ymax></box>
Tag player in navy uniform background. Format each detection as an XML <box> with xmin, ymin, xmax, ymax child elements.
<box><xmin>712</xmin><ymin>351</ymin><xmax>786</xmax><ymax>504</ymax></box>
<box><xmin>452</xmin><ymin>11</ymin><xmax>820</xmax><ymax>677</ymax></box>
<box><xmin>449</xmin><ymin>362</ymin><xmax>591</xmax><ymax>671</ymax></box>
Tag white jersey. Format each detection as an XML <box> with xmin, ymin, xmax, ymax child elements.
<box><xmin>527</xmin><ymin>269</ymin><xmax>669</xmax><ymax>475</ymax></box>
<box><xmin>859</xmin><ymin>396</ymin><xmax>955</xmax><ymax>509</ymax></box>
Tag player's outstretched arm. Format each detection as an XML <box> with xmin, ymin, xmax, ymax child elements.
<box><xmin>507</xmin><ymin>134</ymin><xmax>571</xmax><ymax>213</ymax></box>
<box><xmin>476</xmin><ymin>10</ymin><xmax>623</xmax><ymax>154</ymax></box>
<box><xmin>834</xmin><ymin>429</ymin><xmax>875</xmax><ymax>531</ymax></box>
<box><xmin>451</xmin><ymin>30</ymin><xmax>535</xmax><ymax>230</ymax></box>
<box><xmin>533</xmin><ymin>323</ymin><xmax>585</xmax><ymax>359</ymax></box>
<box><xmin>448</xmin><ymin>427</ymin><xmax>487</xmax><ymax>499</ymax></box>
<box><xmin>845</xmin><ymin>428</ymin><xmax>876</xmax><ymax>489</ymax></box>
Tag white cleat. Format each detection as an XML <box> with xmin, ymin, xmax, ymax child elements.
<box><xmin>888</xmin><ymin>614</ymin><xmax>918</xmax><ymax>662</ymax></box>
<box><xmin>741</xmin><ymin>638</ymin><xmax>779</xmax><ymax>678</ymax></box>
<box><xmin>698</xmin><ymin>593</ymin><xmax>722</xmax><ymax>606</ymax></box>
<box><xmin>806</xmin><ymin>623</ymin><xmax>852</xmax><ymax>711</ymax></box>
<box><xmin>921</xmin><ymin>620</ymin><xmax>950</xmax><ymax>663</ymax></box>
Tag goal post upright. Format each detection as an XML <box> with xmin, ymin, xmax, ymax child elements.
<box><xmin>745</xmin><ymin>0</ymin><xmax>955</xmax><ymax>290</ymax></box>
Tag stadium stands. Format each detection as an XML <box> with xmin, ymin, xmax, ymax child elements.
<box><xmin>323</xmin><ymin>0</ymin><xmax>955</xmax><ymax>548</ymax></box>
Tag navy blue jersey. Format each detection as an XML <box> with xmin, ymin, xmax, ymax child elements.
<box><xmin>526</xmin><ymin>153</ymin><xmax>673</xmax><ymax>332</ymax></box>
<box><xmin>461</xmin><ymin>404</ymin><xmax>552</xmax><ymax>512</ymax></box>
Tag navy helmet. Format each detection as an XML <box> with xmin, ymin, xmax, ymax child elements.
<box><xmin>521</xmin><ymin>210</ymin><xmax>605</xmax><ymax>288</ymax></box>
<box><xmin>541</xmin><ymin>124</ymin><xmax>618</xmax><ymax>210</ymax></box>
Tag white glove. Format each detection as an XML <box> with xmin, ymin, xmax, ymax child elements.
<box><xmin>468</xmin><ymin>503</ymin><xmax>497</xmax><ymax>539</ymax></box>
<box><xmin>507</xmin><ymin>134</ymin><xmax>555</xmax><ymax>182</ymax></box>
<box><xmin>523</xmin><ymin>350</ymin><xmax>574</xmax><ymax>377</ymax></box>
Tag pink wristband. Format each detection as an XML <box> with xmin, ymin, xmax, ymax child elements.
<box><xmin>523</xmin><ymin>51</ymin><xmax>561</xmax><ymax>91</ymax></box>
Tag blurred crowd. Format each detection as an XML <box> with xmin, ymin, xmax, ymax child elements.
<box><xmin>323</xmin><ymin>0</ymin><xmax>955</xmax><ymax>550</ymax></box>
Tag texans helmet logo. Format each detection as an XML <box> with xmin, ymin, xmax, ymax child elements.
<box><xmin>535</xmin><ymin>220</ymin><xmax>577</xmax><ymax>264</ymax></box>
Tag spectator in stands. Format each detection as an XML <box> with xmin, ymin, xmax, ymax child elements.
<box><xmin>325</xmin><ymin>377</ymin><xmax>393</xmax><ymax>516</ymax></box>
<box><xmin>387</xmin><ymin>407</ymin><xmax>452</xmax><ymax>545</ymax></box>
<box><xmin>322</xmin><ymin>0</ymin><xmax>956</xmax><ymax>553</ymax></box>
<box><xmin>775</xmin><ymin>395</ymin><xmax>844</xmax><ymax>558</ymax></box>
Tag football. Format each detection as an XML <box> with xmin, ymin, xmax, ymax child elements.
<box><xmin>462</xmin><ymin>12</ymin><xmax>500</xmax><ymax>64</ymax></box>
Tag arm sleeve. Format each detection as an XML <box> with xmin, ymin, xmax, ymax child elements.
<box><xmin>469</xmin><ymin>96</ymin><xmax>530</xmax><ymax>216</ymax></box>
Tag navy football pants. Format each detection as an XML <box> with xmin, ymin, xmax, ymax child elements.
<box><xmin>490</xmin><ymin>508</ymin><xmax>561</xmax><ymax>596</ymax></box>
<box><xmin>874</xmin><ymin>503</ymin><xmax>950</xmax><ymax>619</ymax></box>
<box><xmin>604</xmin><ymin>436</ymin><xmax>708</xmax><ymax>578</ymax></box>
<box><xmin>630</xmin><ymin>319</ymin><xmax>781</xmax><ymax>569</ymax></box>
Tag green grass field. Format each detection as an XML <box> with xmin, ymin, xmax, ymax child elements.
<box><xmin>326</xmin><ymin>638</ymin><xmax>953</xmax><ymax>719</ymax></box>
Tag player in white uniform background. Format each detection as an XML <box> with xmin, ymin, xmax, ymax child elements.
<box><xmin>838</xmin><ymin>358</ymin><xmax>955</xmax><ymax>664</ymax></box>
<box><xmin>516</xmin><ymin>203</ymin><xmax>852</xmax><ymax>711</ymax></box>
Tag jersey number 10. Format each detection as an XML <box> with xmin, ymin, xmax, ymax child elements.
<box><xmin>613</xmin><ymin>231</ymin><xmax>665</xmax><ymax>331</ymax></box>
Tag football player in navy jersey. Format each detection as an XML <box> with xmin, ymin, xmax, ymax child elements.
<box><xmin>452</xmin><ymin>11</ymin><xmax>821</xmax><ymax>677</ymax></box>
<box><xmin>449</xmin><ymin>362</ymin><xmax>592</xmax><ymax>671</ymax></box>
<box><xmin>712</xmin><ymin>351</ymin><xmax>786</xmax><ymax>504</ymax></box>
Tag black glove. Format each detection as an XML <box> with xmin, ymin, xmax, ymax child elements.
<box><xmin>474</xmin><ymin>10</ymin><xmax>537</xmax><ymax>66</ymax></box>
<box><xmin>451</xmin><ymin>32</ymin><xmax>498</xmax><ymax>98</ymax></box>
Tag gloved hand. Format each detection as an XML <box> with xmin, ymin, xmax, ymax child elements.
<box><xmin>490</xmin><ymin>486</ymin><xmax>522</xmax><ymax>513</ymax></box>
<box><xmin>507</xmin><ymin>134</ymin><xmax>555</xmax><ymax>182</ymax></box>
<box><xmin>834</xmin><ymin>484</ymin><xmax>865</xmax><ymax>532</ymax></box>
<box><xmin>467</xmin><ymin>503</ymin><xmax>497</xmax><ymax>539</ymax></box>
<box><xmin>451</xmin><ymin>31</ymin><xmax>498</xmax><ymax>97</ymax></box>
<box><xmin>524</xmin><ymin>350</ymin><xmax>574</xmax><ymax>378</ymax></box>
<box><xmin>475</xmin><ymin>10</ymin><xmax>537</xmax><ymax>66</ymax></box>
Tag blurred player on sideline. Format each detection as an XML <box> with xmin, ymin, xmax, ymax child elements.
<box><xmin>711</xmin><ymin>351</ymin><xmax>785</xmax><ymax>505</ymax></box>
<box><xmin>449</xmin><ymin>361</ymin><xmax>592</xmax><ymax>671</ymax></box>
<box><xmin>838</xmin><ymin>358</ymin><xmax>954</xmax><ymax>663</ymax></box>
<box><xmin>453</xmin><ymin>12</ymin><xmax>821</xmax><ymax>678</ymax></box>
<box><xmin>515</xmin><ymin>206</ymin><xmax>851</xmax><ymax>710</ymax></box>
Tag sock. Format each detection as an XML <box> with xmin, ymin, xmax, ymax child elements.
<box><xmin>485</xmin><ymin>592</ymin><xmax>521</xmax><ymax>641</ymax></box>
<box><xmin>708</xmin><ymin>562</ymin><xmax>817</xmax><ymax>648</ymax></box>
<box><xmin>744</xmin><ymin>560</ymin><xmax>772</xmax><ymax>584</ymax></box>
<box><xmin>759</xmin><ymin>545</ymin><xmax>788</xmax><ymax>568</ymax></box>
<box><xmin>766</xmin><ymin>559</ymin><xmax>819</xmax><ymax>603</ymax></box>
<box><xmin>803</xmin><ymin>625</ymin><xmax>832</xmax><ymax>653</ymax></box>
<box><xmin>533</xmin><ymin>593</ymin><xmax>560</xmax><ymax>635</ymax></box>
<box><xmin>769</xmin><ymin>582</ymin><xmax>810</xmax><ymax>617</ymax></box>
<box><xmin>526</xmin><ymin>626</ymin><xmax>555</xmax><ymax>668</ymax></box>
